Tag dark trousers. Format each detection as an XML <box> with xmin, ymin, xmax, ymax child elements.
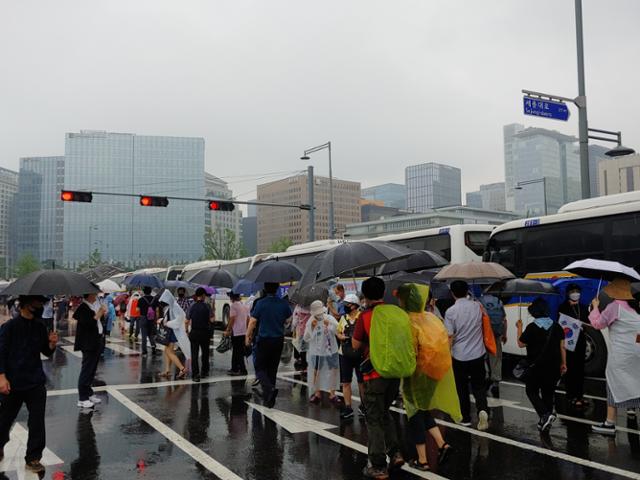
<box><xmin>255</xmin><ymin>337</ymin><xmax>284</xmax><ymax>398</ymax></box>
<box><xmin>79</xmin><ymin>349</ymin><xmax>100</xmax><ymax>401</ymax></box>
<box><xmin>42</xmin><ymin>317</ymin><xmax>54</xmax><ymax>333</ymax></box>
<box><xmin>526</xmin><ymin>373</ymin><xmax>558</xmax><ymax>417</ymax></box>
<box><xmin>129</xmin><ymin>317</ymin><xmax>140</xmax><ymax>337</ymax></box>
<box><xmin>452</xmin><ymin>356</ymin><xmax>489</xmax><ymax>422</ymax></box>
<box><xmin>565</xmin><ymin>336</ymin><xmax>586</xmax><ymax>400</ymax></box>
<box><xmin>409</xmin><ymin>410</ymin><xmax>438</xmax><ymax>445</ymax></box>
<box><xmin>363</xmin><ymin>377</ymin><xmax>401</xmax><ymax>468</ymax></box>
<box><xmin>139</xmin><ymin>316</ymin><xmax>156</xmax><ymax>353</ymax></box>
<box><xmin>0</xmin><ymin>385</ymin><xmax>46</xmax><ymax>462</ymax></box>
<box><xmin>190</xmin><ymin>329</ymin><xmax>211</xmax><ymax>378</ymax></box>
<box><xmin>231</xmin><ymin>335</ymin><xmax>247</xmax><ymax>373</ymax></box>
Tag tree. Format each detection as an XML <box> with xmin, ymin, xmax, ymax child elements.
<box><xmin>14</xmin><ymin>253</ymin><xmax>40</xmax><ymax>277</ymax></box>
<box><xmin>77</xmin><ymin>248</ymin><xmax>102</xmax><ymax>272</ymax></box>
<box><xmin>203</xmin><ymin>227</ymin><xmax>247</xmax><ymax>261</ymax></box>
<box><xmin>268</xmin><ymin>237</ymin><xmax>293</xmax><ymax>253</ymax></box>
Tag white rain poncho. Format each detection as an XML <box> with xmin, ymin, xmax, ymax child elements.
<box><xmin>303</xmin><ymin>313</ymin><xmax>339</xmax><ymax>393</ymax></box>
<box><xmin>159</xmin><ymin>290</ymin><xmax>191</xmax><ymax>362</ymax></box>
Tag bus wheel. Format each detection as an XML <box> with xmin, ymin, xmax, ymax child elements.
<box><xmin>583</xmin><ymin>328</ymin><xmax>607</xmax><ymax>377</ymax></box>
<box><xmin>222</xmin><ymin>305</ymin><xmax>230</xmax><ymax>329</ymax></box>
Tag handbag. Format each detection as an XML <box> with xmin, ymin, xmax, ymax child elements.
<box><xmin>154</xmin><ymin>323</ymin><xmax>171</xmax><ymax>346</ymax></box>
<box><xmin>216</xmin><ymin>335</ymin><xmax>232</xmax><ymax>354</ymax></box>
<box><xmin>480</xmin><ymin>305</ymin><xmax>497</xmax><ymax>356</ymax></box>
<box><xmin>512</xmin><ymin>324</ymin><xmax>555</xmax><ymax>381</ymax></box>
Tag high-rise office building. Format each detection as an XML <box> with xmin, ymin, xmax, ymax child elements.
<box><xmin>257</xmin><ymin>173</ymin><xmax>360</xmax><ymax>252</ymax></box>
<box><xmin>205</xmin><ymin>173</ymin><xmax>242</xmax><ymax>243</ymax></box>
<box><xmin>504</xmin><ymin>125</ymin><xmax>581</xmax><ymax>215</ymax></box>
<box><xmin>0</xmin><ymin>167</ymin><xmax>18</xmax><ymax>277</ymax></box>
<box><xmin>361</xmin><ymin>183</ymin><xmax>406</xmax><ymax>209</ymax></box>
<box><xmin>405</xmin><ymin>162</ymin><xmax>461</xmax><ymax>212</ymax></box>
<box><xmin>589</xmin><ymin>144</ymin><xmax>611</xmax><ymax>197</ymax></box>
<box><xmin>15</xmin><ymin>157</ymin><xmax>65</xmax><ymax>267</ymax></box>
<box><xmin>466</xmin><ymin>182</ymin><xmax>506</xmax><ymax>211</ymax></box>
<box><xmin>243</xmin><ymin>198</ymin><xmax>258</xmax><ymax>256</ymax></box>
<box><xmin>503</xmin><ymin>123</ymin><xmax>525</xmax><ymax>211</ymax></box>
<box><xmin>466</xmin><ymin>191</ymin><xmax>483</xmax><ymax>209</ymax></box>
<box><xmin>63</xmin><ymin>130</ymin><xmax>205</xmax><ymax>267</ymax></box>
<box><xmin>599</xmin><ymin>153</ymin><xmax>640</xmax><ymax>195</ymax></box>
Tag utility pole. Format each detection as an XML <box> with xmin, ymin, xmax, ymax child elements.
<box><xmin>575</xmin><ymin>0</ymin><xmax>590</xmax><ymax>199</ymax></box>
<box><xmin>307</xmin><ymin>165</ymin><xmax>315</xmax><ymax>242</ymax></box>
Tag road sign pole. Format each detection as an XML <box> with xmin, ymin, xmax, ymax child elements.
<box><xmin>575</xmin><ymin>0</ymin><xmax>590</xmax><ymax>199</ymax></box>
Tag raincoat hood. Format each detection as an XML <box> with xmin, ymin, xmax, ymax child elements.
<box><xmin>159</xmin><ymin>289</ymin><xmax>185</xmax><ymax>322</ymax></box>
<box><xmin>396</xmin><ymin>283</ymin><xmax>429</xmax><ymax>313</ymax></box>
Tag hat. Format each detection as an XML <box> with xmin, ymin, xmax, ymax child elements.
<box><xmin>344</xmin><ymin>294</ymin><xmax>359</xmax><ymax>305</ymax></box>
<box><xmin>309</xmin><ymin>300</ymin><xmax>326</xmax><ymax>317</ymax></box>
<box><xmin>603</xmin><ymin>278</ymin><xmax>633</xmax><ymax>300</ymax></box>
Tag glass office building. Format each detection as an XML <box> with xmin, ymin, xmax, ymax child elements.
<box><xmin>63</xmin><ymin>131</ymin><xmax>205</xmax><ymax>268</ymax></box>
<box><xmin>405</xmin><ymin>162</ymin><xmax>461</xmax><ymax>212</ymax></box>
<box><xmin>361</xmin><ymin>183</ymin><xmax>406</xmax><ymax>209</ymax></box>
<box><xmin>15</xmin><ymin>157</ymin><xmax>65</xmax><ymax>267</ymax></box>
<box><xmin>0</xmin><ymin>167</ymin><xmax>18</xmax><ymax>277</ymax></box>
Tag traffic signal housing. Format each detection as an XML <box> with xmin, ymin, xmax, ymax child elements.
<box><xmin>208</xmin><ymin>200</ymin><xmax>235</xmax><ymax>211</ymax></box>
<box><xmin>61</xmin><ymin>190</ymin><xmax>93</xmax><ymax>203</ymax></box>
<box><xmin>139</xmin><ymin>195</ymin><xmax>169</xmax><ymax>207</ymax></box>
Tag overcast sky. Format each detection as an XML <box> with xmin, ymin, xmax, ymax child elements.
<box><xmin>1</xmin><ymin>0</ymin><xmax>638</xmax><ymax>202</ymax></box>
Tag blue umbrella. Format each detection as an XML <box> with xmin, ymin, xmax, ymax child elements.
<box><xmin>232</xmin><ymin>279</ymin><xmax>263</xmax><ymax>296</ymax></box>
<box><xmin>164</xmin><ymin>280</ymin><xmax>196</xmax><ymax>290</ymax></box>
<box><xmin>123</xmin><ymin>274</ymin><xmax>164</xmax><ymax>289</ymax></box>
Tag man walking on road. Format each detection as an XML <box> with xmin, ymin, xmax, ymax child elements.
<box><xmin>445</xmin><ymin>280</ymin><xmax>490</xmax><ymax>431</ymax></box>
<box><xmin>74</xmin><ymin>293</ymin><xmax>106</xmax><ymax>409</ymax></box>
<box><xmin>0</xmin><ymin>295</ymin><xmax>58</xmax><ymax>474</ymax></box>
<box><xmin>352</xmin><ymin>277</ymin><xmax>405</xmax><ymax>480</ymax></box>
<box><xmin>480</xmin><ymin>292</ymin><xmax>507</xmax><ymax>397</ymax></box>
<box><xmin>188</xmin><ymin>287</ymin><xmax>214</xmax><ymax>383</ymax></box>
<box><xmin>137</xmin><ymin>287</ymin><xmax>157</xmax><ymax>356</ymax></box>
<box><xmin>246</xmin><ymin>282</ymin><xmax>292</xmax><ymax>408</ymax></box>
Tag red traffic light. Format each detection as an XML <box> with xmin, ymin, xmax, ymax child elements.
<box><xmin>61</xmin><ymin>190</ymin><xmax>93</xmax><ymax>203</ymax></box>
<box><xmin>208</xmin><ymin>200</ymin><xmax>235</xmax><ymax>211</ymax></box>
<box><xmin>139</xmin><ymin>195</ymin><xmax>169</xmax><ymax>207</ymax></box>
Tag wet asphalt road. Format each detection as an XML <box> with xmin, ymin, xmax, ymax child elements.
<box><xmin>1</xmin><ymin>321</ymin><xmax>639</xmax><ymax>480</ymax></box>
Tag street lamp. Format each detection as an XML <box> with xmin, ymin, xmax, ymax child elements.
<box><xmin>88</xmin><ymin>224</ymin><xmax>98</xmax><ymax>255</ymax></box>
<box><xmin>588</xmin><ymin>128</ymin><xmax>636</xmax><ymax>158</ymax></box>
<box><xmin>515</xmin><ymin>178</ymin><xmax>548</xmax><ymax>216</ymax></box>
<box><xmin>301</xmin><ymin>142</ymin><xmax>335</xmax><ymax>239</ymax></box>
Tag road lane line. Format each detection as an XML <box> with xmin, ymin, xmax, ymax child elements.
<box><xmin>60</xmin><ymin>345</ymin><xmax>82</xmax><ymax>358</ymax></box>
<box><xmin>104</xmin><ymin>343</ymin><xmax>140</xmax><ymax>355</ymax></box>
<box><xmin>277</xmin><ymin>375</ymin><xmax>640</xmax><ymax>480</ymax></box>
<box><xmin>500</xmin><ymin>380</ymin><xmax>608</xmax><ymax>402</ymax></box>
<box><xmin>107</xmin><ymin>387</ymin><xmax>243</xmax><ymax>480</ymax></box>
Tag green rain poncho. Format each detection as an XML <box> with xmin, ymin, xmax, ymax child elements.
<box><xmin>398</xmin><ymin>283</ymin><xmax>462</xmax><ymax>422</ymax></box>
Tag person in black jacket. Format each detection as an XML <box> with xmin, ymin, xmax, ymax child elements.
<box><xmin>0</xmin><ymin>295</ymin><xmax>58</xmax><ymax>474</ymax></box>
<box><xmin>137</xmin><ymin>287</ymin><xmax>157</xmax><ymax>356</ymax></box>
<box><xmin>187</xmin><ymin>288</ymin><xmax>214</xmax><ymax>383</ymax></box>
<box><xmin>74</xmin><ymin>293</ymin><xmax>106</xmax><ymax>409</ymax></box>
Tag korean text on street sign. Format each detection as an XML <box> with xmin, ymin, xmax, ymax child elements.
<box><xmin>523</xmin><ymin>96</ymin><xmax>570</xmax><ymax>121</ymax></box>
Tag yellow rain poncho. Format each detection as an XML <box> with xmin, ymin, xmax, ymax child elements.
<box><xmin>398</xmin><ymin>283</ymin><xmax>462</xmax><ymax>422</ymax></box>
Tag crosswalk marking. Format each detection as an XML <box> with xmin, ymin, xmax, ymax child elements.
<box><xmin>0</xmin><ymin>423</ymin><xmax>63</xmax><ymax>479</ymax></box>
<box><xmin>60</xmin><ymin>345</ymin><xmax>82</xmax><ymax>358</ymax></box>
<box><xmin>103</xmin><ymin>343</ymin><xmax>139</xmax><ymax>355</ymax></box>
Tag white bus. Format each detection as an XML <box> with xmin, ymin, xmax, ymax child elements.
<box><xmin>485</xmin><ymin>190</ymin><xmax>640</xmax><ymax>376</ymax></box>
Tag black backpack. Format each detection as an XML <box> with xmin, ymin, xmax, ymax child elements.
<box><xmin>341</xmin><ymin>317</ymin><xmax>362</xmax><ymax>360</ymax></box>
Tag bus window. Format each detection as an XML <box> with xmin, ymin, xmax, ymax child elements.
<box><xmin>166</xmin><ymin>270</ymin><xmax>181</xmax><ymax>281</ymax></box>
<box><xmin>610</xmin><ymin>213</ymin><xmax>640</xmax><ymax>270</ymax></box>
<box><xmin>393</xmin><ymin>236</ymin><xmax>451</xmax><ymax>261</ymax></box>
<box><xmin>465</xmin><ymin>231</ymin><xmax>490</xmax><ymax>256</ymax></box>
<box><xmin>293</xmin><ymin>253</ymin><xmax>318</xmax><ymax>272</ymax></box>
<box><xmin>487</xmin><ymin>231</ymin><xmax>519</xmax><ymax>274</ymax></box>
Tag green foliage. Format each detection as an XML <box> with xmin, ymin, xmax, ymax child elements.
<box><xmin>203</xmin><ymin>227</ymin><xmax>247</xmax><ymax>260</ymax></box>
<box><xmin>77</xmin><ymin>248</ymin><xmax>102</xmax><ymax>272</ymax></box>
<box><xmin>14</xmin><ymin>253</ymin><xmax>40</xmax><ymax>277</ymax></box>
<box><xmin>268</xmin><ymin>237</ymin><xmax>293</xmax><ymax>253</ymax></box>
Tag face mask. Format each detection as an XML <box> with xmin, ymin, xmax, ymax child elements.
<box><xmin>30</xmin><ymin>305</ymin><xmax>45</xmax><ymax>318</ymax></box>
<box><xmin>178</xmin><ymin>293</ymin><xmax>185</xmax><ymax>298</ymax></box>
<box><xmin>569</xmin><ymin>292</ymin><xmax>581</xmax><ymax>301</ymax></box>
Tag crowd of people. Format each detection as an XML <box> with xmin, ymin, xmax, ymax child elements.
<box><xmin>0</xmin><ymin>271</ymin><xmax>639</xmax><ymax>478</ymax></box>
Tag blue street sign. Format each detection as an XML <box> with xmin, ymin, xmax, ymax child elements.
<box><xmin>523</xmin><ymin>96</ymin><xmax>570</xmax><ymax>121</ymax></box>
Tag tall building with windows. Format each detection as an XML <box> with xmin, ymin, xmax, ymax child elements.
<box><xmin>589</xmin><ymin>144</ymin><xmax>611</xmax><ymax>197</ymax></box>
<box><xmin>257</xmin><ymin>173</ymin><xmax>360</xmax><ymax>253</ymax></box>
<box><xmin>0</xmin><ymin>167</ymin><xmax>18</xmax><ymax>277</ymax></box>
<box><xmin>504</xmin><ymin>125</ymin><xmax>581</xmax><ymax>215</ymax></box>
<box><xmin>599</xmin><ymin>153</ymin><xmax>640</xmax><ymax>195</ymax></box>
<box><xmin>405</xmin><ymin>162</ymin><xmax>461</xmax><ymax>212</ymax></box>
<box><xmin>466</xmin><ymin>182</ymin><xmax>506</xmax><ymax>211</ymax></box>
<box><xmin>205</xmin><ymin>173</ymin><xmax>242</xmax><ymax>244</ymax></box>
<box><xmin>15</xmin><ymin>157</ymin><xmax>65</xmax><ymax>267</ymax></box>
<box><xmin>361</xmin><ymin>183</ymin><xmax>406</xmax><ymax>209</ymax></box>
<box><xmin>62</xmin><ymin>130</ymin><xmax>205</xmax><ymax>267</ymax></box>
<box><xmin>503</xmin><ymin>123</ymin><xmax>525</xmax><ymax>212</ymax></box>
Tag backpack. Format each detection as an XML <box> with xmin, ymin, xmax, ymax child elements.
<box><xmin>340</xmin><ymin>316</ymin><xmax>362</xmax><ymax>361</ymax></box>
<box><xmin>130</xmin><ymin>298</ymin><xmax>140</xmax><ymax>317</ymax></box>
<box><xmin>369</xmin><ymin>305</ymin><xmax>416</xmax><ymax>379</ymax></box>
<box><xmin>481</xmin><ymin>296</ymin><xmax>505</xmax><ymax>335</ymax></box>
<box><xmin>410</xmin><ymin>312</ymin><xmax>452</xmax><ymax>380</ymax></box>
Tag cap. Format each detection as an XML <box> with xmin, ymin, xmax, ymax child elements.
<box><xmin>344</xmin><ymin>294</ymin><xmax>359</xmax><ymax>305</ymax></box>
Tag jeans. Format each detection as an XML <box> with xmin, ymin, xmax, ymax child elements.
<box><xmin>488</xmin><ymin>333</ymin><xmax>503</xmax><ymax>382</ymax></box>
<box><xmin>129</xmin><ymin>317</ymin><xmax>140</xmax><ymax>337</ymax></box>
<box><xmin>78</xmin><ymin>349</ymin><xmax>101</xmax><ymax>401</ymax></box>
<box><xmin>139</xmin><ymin>316</ymin><xmax>156</xmax><ymax>353</ymax></box>
<box><xmin>231</xmin><ymin>335</ymin><xmax>247</xmax><ymax>373</ymax></box>
<box><xmin>190</xmin><ymin>329</ymin><xmax>211</xmax><ymax>378</ymax></box>
<box><xmin>409</xmin><ymin>410</ymin><xmax>438</xmax><ymax>445</ymax></box>
<box><xmin>255</xmin><ymin>337</ymin><xmax>284</xmax><ymax>399</ymax></box>
<box><xmin>525</xmin><ymin>373</ymin><xmax>558</xmax><ymax>416</ymax></box>
<box><xmin>0</xmin><ymin>385</ymin><xmax>47</xmax><ymax>462</ymax></box>
<box><xmin>452</xmin><ymin>355</ymin><xmax>489</xmax><ymax>422</ymax></box>
<box><xmin>363</xmin><ymin>377</ymin><xmax>401</xmax><ymax>468</ymax></box>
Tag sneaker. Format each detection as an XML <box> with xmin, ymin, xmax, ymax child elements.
<box><xmin>537</xmin><ymin>417</ymin><xmax>544</xmax><ymax>431</ymax></box>
<box><xmin>458</xmin><ymin>418</ymin><xmax>472</xmax><ymax>427</ymax></box>
<box><xmin>266</xmin><ymin>389</ymin><xmax>278</xmax><ymax>408</ymax></box>
<box><xmin>25</xmin><ymin>460</ymin><xmax>45</xmax><ymax>473</ymax></box>
<box><xmin>251</xmin><ymin>378</ymin><xmax>261</xmax><ymax>388</ymax></box>
<box><xmin>77</xmin><ymin>400</ymin><xmax>94</xmax><ymax>409</ymax></box>
<box><xmin>340</xmin><ymin>407</ymin><xmax>354</xmax><ymax>420</ymax></box>
<box><xmin>477</xmin><ymin>410</ymin><xmax>489</xmax><ymax>431</ymax></box>
<box><xmin>192</xmin><ymin>376</ymin><xmax>201</xmax><ymax>383</ymax></box>
<box><xmin>363</xmin><ymin>464</ymin><xmax>389</xmax><ymax>479</ymax></box>
<box><xmin>541</xmin><ymin>413</ymin><xmax>557</xmax><ymax>432</ymax></box>
<box><xmin>88</xmin><ymin>395</ymin><xmax>102</xmax><ymax>404</ymax></box>
<box><xmin>592</xmin><ymin>421</ymin><xmax>616</xmax><ymax>435</ymax></box>
<box><xmin>388</xmin><ymin>452</ymin><xmax>405</xmax><ymax>470</ymax></box>
<box><xmin>357</xmin><ymin>405</ymin><xmax>366</xmax><ymax>418</ymax></box>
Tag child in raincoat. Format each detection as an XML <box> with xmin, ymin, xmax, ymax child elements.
<box><xmin>104</xmin><ymin>295</ymin><xmax>116</xmax><ymax>336</ymax></box>
<box><xmin>304</xmin><ymin>300</ymin><xmax>340</xmax><ymax>404</ymax></box>
<box><xmin>397</xmin><ymin>283</ymin><xmax>461</xmax><ymax>472</ymax></box>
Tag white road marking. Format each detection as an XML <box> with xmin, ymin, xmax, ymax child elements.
<box><xmin>60</xmin><ymin>345</ymin><xmax>82</xmax><ymax>358</ymax></box>
<box><xmin>277</xmin><ymin>375</ymin><xmax>640</xmax><ymax>480</ymax></box>
<box><xmin>0</xmin><ymin>423</ymin><xmax>63</xmax><ymax>479</ymax></box>
<box><xmin>500</xmin><ymin>380</ymin><xmax>608</xmax><ymax>402</ymax></box>
<box><xmin>108</xmin><ymin>388</ymin><xmax>243</xmax><ymax>480</ymax></box>
<box><xmin>104</xmin><ymin>343</ymin><xmax>139</xmax><ymax>356</ymax></box>
<box><xmin>106</xmin><ymin>337</ymin><xmax>125</xmax><ymax>344</ymax></box>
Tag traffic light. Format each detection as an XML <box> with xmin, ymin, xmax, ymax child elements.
<box><xmin>139</xmin><ymin>195</ymin><xmax>169</xmax><ymax>207</ymax></box>
<box><xmin>61</xmin><ymin>190</ymin><xmax>93</xmax><ymax>203</ymax></box>
<box><xmin>208</xmin><ymin>200</ymin><xmax>235</xmax><ymax>211</ymax></box>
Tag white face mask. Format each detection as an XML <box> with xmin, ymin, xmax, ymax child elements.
<box><xmin>569</xmin><ymin>292</ymin><xmax>581</xmax><ymax>301</ymax></box>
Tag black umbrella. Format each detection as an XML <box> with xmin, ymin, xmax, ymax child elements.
<box><xmin>187</xmin><ymin>268</ymin><xmax>237</xmax><ymax>288</ymax></box>
<box><xmin>2</xmin><ymin>270</ymin><xmax>100</xmax><ymax>296</ymax></box>
<box><xmin>485</xmin><ymin>278</ymin><xmax>560</xmax><ymax>298</ymax></box>
<box><xmin>243</xmin><ymin>259</ymin><xmax>303</xmax><ymax>284</ymax></box>
<box><xmin>300</xmin><ymin>241</ymin><xmax>415</xmax><ymax>285</ymax></box>
<box><xmin>382</xmin><ymin>270</ymin><xmax>438</xmax><ymax>293</ymax></box>
<box><xmin>123</xmin><ymin>274</ymin><xmax>164</xmax><ymax>289</ymax></box>
<box><xmin>288</xmin><ymin>281</ymin><xmax>331</xmax><ymax>307</ymax></box>
<box><xmin>378</xmin><ymin>250</ymin><xmax>448</xmax><ymax>275</ymax></box>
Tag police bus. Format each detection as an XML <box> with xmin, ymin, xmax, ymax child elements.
<box><xmin>485</xmin><ymin>190</ymin><xmax>640</xmax><ymax>375</ymax></box>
